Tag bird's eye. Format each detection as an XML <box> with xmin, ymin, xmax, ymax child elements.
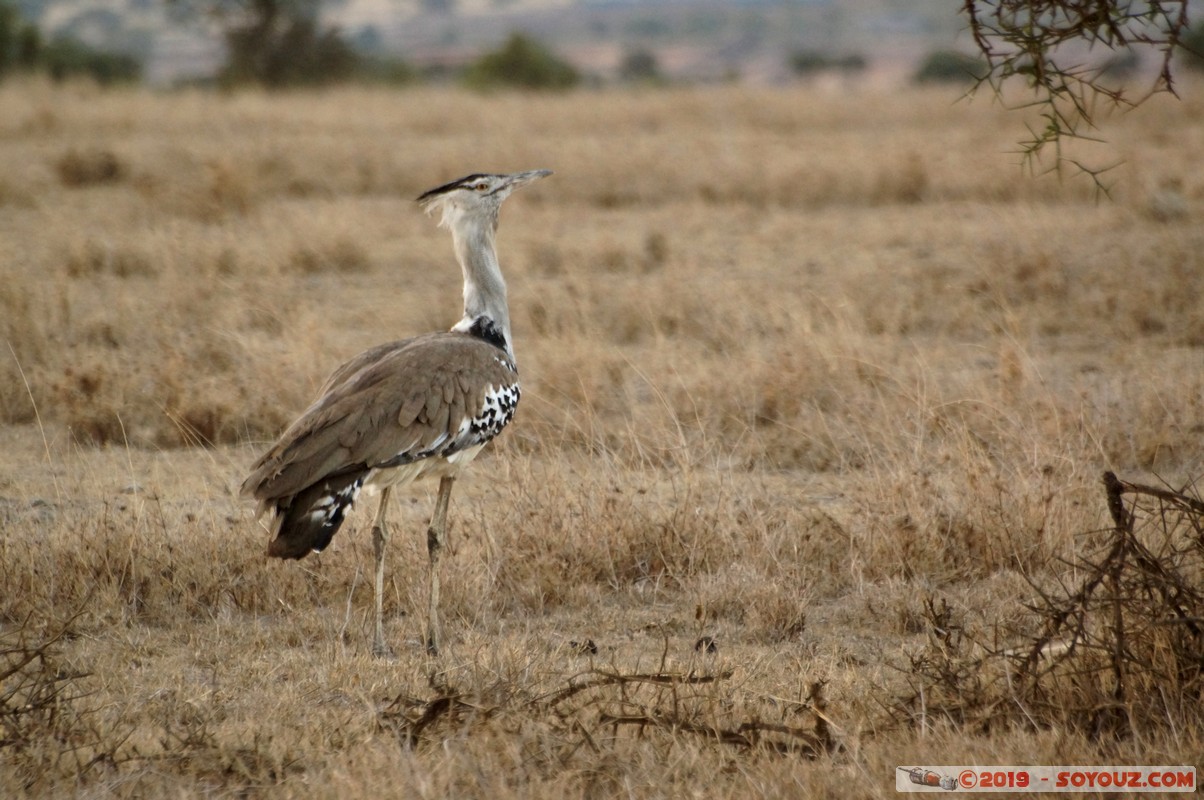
<box><xmin>474</xmin><ymin>183</ymin><xmax>489</xmax><ymax>192</ymax></box>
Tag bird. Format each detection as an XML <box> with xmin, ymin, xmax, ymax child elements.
<box><xmin>241</xmin><ymin>169</ymin><xmax>551</xmax><ymax>657</ymax></box>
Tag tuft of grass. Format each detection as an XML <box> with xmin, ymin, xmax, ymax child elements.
<box><xmin>56</xmin><ymin>147</ymin><xmax>126</xmax><ymax>187</ymax></box>
<box><xmin>64</xmin><ymin>239</ymin><xmax>158</xmax><ymax>279</ymax></box>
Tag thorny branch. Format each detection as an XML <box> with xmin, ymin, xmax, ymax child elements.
<box><xmin>380</xmin><ymin>667</ymin><xmax>834</xmax><ymax>758</ymax></box>
<box><xmin>962</xmin><ymin>1</ymin><xmax>1191</xmax><ymax>190</ymax></box>
<box><xmin>892</xmin><ymin>470</ymin><xmax>1204</xmax><ymax>736</ymax></box>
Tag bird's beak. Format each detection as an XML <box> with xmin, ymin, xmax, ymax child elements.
<box><xmin>505</xmin><ymin>169</ymin><xmax>553</xmax><ymax>191</ymax></box>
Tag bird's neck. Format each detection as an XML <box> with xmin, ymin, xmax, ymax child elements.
<box><xmin>450</xmin><ymin>214</ymin><xmax>514</xmax><ymax>358</ymax></box>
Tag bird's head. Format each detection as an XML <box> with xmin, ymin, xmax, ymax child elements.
<box><xmin>417</xmin><ymin>169</ymin><xmax>552</xmax><ymax>231</ymax></box>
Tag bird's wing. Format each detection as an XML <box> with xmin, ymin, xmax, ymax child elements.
<box><xmin>242</xmin><ymin>332</ymin><xmax>519</xmax><ymax>503</ymax></box>
<box><xmin>315</xmin><ymin>339</ymin><xmax>407</xmax><ymax>397</ymax></box>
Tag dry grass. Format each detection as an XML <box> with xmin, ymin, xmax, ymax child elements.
<box><xmin>2</xmin><ymin>76</ymin><xmax>1204</xmax><ymax>796</ymax></box>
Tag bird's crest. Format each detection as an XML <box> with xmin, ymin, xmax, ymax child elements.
<box><xmin>416</xmin><ymin>170</ymin><xmax>552</xmax><ymax>229</ymax></box>
<box><xmin>417</xmin><ymin>173</ymin><xmax>493</xmax><ymax>204</ymax></box>
<box><xmin>418</xmin><ymin>173</ymin><xmax>495</xmax><ymax>230</ymax></box>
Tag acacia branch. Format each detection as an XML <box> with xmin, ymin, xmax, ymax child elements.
<box><xmin>962</xmin><ymin>1</ymin><xmax>1191</xmax><ymax>188</ymax></box>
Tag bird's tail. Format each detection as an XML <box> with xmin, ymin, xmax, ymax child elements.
<box><xmin>266</xmin><ymin>471</ymin><xmax>366</xmax><ymax>560</ymax></box>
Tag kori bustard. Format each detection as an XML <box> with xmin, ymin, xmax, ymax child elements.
<box><xmin>242</xmin><ymin>169</ymin><xmax>551</xmax><ymax>656</ymax></box>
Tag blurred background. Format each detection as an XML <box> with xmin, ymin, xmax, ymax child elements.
<box><xmin>5</xmin><ymin>0</ymin><xmax>1196</xmax><ymax>91</ymax></box>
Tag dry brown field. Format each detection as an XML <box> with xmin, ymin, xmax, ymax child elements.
<box><xmin>2</xmin><ymin>77</ymin><xmax>1204</xmax><ymax>797</ymax></box>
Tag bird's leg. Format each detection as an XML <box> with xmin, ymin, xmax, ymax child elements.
<box><xmin>425</xmin><ymin>476</ymin><xmax>455</xmax><ymax>656</ymax></box>
<box><xmin>371</xmin><ymin>487</ymin><xmax>393</xmax><ymax>658</ymax></box>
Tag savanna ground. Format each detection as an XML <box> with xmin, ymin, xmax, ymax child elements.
<box><xmin>2</xmin><ymin>76</ymin><xmax>1204</xmax><ymax>797</ymax></box>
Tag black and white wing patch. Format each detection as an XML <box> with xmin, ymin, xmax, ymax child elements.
<box><xmin>468</xmin><ymin>380</ymin><xmax>520</xmax><ymax>442</ymax></box>
<box><xmin>378</xmin><ymin>378</ymin><xmax>520</xmax><ymax>468</ymax></box>
<box><xmin>268</xmin><ymin>471</ymin><xmax>365</xmax><ymax>559</ymax></box>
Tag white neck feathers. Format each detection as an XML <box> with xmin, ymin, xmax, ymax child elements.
<box><xmin>442</xmin><ymin>205</ymin><xmax>514</xmax><ymax>359</ymax></box>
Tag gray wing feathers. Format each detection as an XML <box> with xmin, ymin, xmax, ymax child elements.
<box><xmin>243</xmin><ymin>332</ymin><xmax>517</xmax><ymax>504</ymax></box>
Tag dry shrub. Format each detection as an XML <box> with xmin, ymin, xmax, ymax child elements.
<box><xmin>891</xmin><ymin>475</ymin><xmax>1204</xmax><ymax>737</ymax></box>
<box><xmin>1014</xmin><ymin>475</ymin><xmax>1204</xmax><ymax>734</ymax></box>
<box><xmin>381</xmin><ymin>666</ymin><xmax>832</xmax><ymax>765</ymax></box>
<box><xmin>0</xmin><ymin>605</ymin><xmax>300</xmax><ymax>795</ymax></box>
<box><xmin>0</xmin><ymin>615</ymin><xmax>113</xmax><ymax>793</ymax></box>
<box><xmin>56</xmin><ymin>147</ymin><xmax>126</xmax><ymax>187</ymax></box>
